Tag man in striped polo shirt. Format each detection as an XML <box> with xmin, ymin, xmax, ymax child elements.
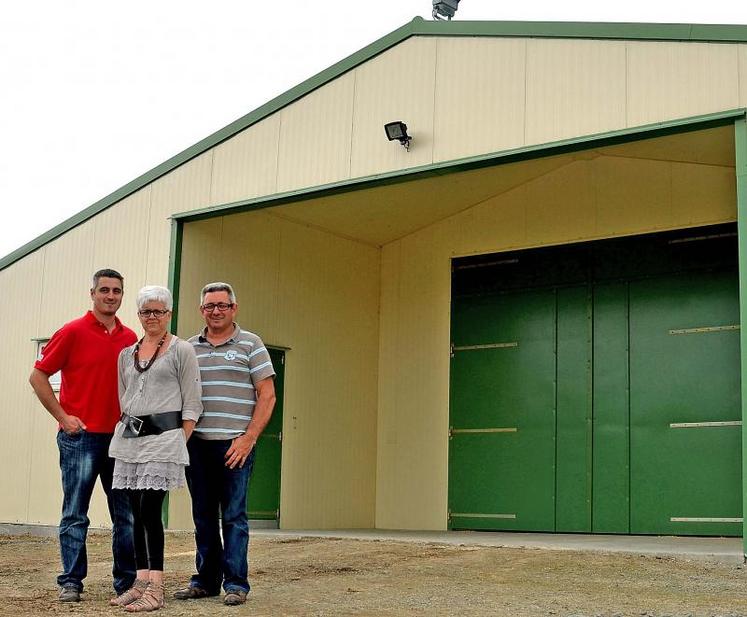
<box><xmin>175</xmin><ymin>282</ymin><xmax>276</xmax><ymax>607</ymax></box>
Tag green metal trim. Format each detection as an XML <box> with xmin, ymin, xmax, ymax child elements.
<box><xmin>413</xmin><ymin>19</ymin><xmax>747</xmax><ymax>43</ymax></box>
<box><xmin>735</xmin><ymin>117</ymin><xmax>747</xmax><ymax>556</ymax></box>
<box><xmin>2</xmin><ymin>17</ymin><xmax>746</xmax><ymax>273</ymax></box>
<box><xmin>167</xmin><ymin>218</ymin><xmax>183</xmax><ymax>335</ymax></box>
<box><xmin>162</xmin><ymin>218</ymin><xmax>182</xmax><ymax>529</ymax></box>
<box><xmin>174</xmin><ymin>108</ymin><xmax>747</xmax><ymax>224</ymax></box>
<box><xmin>162</xmin><ymin>493</ymin><xmax>169</xmax><ymax>530</ymax></box>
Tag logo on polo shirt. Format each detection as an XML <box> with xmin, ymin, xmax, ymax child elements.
<box><xmin>225</xmin><ymin>350</ymin><xmax>238</xmax><ymax>361</ymax></box>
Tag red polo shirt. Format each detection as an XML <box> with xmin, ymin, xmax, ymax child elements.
<box><xmin>35</xmin><ymin>311</ymin><xmax>137</xmax><ymax>433</ymax></box>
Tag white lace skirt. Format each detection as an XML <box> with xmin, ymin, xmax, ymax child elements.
<box><xmin>112</xmin><ymin>460</ymin><xmax>186</xmax><ymax>491</ymax></box>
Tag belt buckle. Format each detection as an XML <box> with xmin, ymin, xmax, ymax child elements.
<box><xmin>129</xmin><ymin>416</ymin><xmax>144</xmax><ymax>436</ymax></box>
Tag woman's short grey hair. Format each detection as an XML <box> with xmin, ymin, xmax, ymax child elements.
<box><xmin>200</xmin><ymin>282</ymin><xmax>236</xmax><ymax>305</ymax></box>
<box><xmin>136</xmin><ymin>285</ymin><xmax>173</xmax><ymax>311</ymax></box>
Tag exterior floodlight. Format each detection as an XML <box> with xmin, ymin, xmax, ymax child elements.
<box><xmin>384</xmin><ymin>121</ymin><xmax>412</xmax><ymax>151</ymax></box>
<box><xmin>433</xmin><ymin>0</ymin><xmax>460</xmax><ymax>20</ymax></box>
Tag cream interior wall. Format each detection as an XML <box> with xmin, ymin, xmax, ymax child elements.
<box><xmin>177</xmin><ymin>209</ymin><xmax>380</xmax><ymax>529</ymax></box>
<box><xmin>376</xmin><ymin>155</ymin><xmax>737</xmax><ymax>530</ymax></box>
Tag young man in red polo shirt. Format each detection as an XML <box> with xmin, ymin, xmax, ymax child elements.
<box><xmin>29</xmin><ymin>269</ymin><xmax>138</xmax><ymax>603</ymax></box>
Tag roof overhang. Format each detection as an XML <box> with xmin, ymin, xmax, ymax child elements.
<box><xmin>172</xmin><ymin>109</ymin><xmax>744</xmax><ymax>247</ymax></box>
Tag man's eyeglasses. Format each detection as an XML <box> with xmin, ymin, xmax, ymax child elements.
<box><xmin>138</xmin><ymin>309</ymin><xmax>170</xmax><ymax>318</ymax></box>
<box><xmin>201</xmin><ymin>302</ymin><xmax>234</xmax><ymax>312</ymax></box>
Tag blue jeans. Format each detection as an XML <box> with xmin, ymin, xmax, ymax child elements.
<box><xmin>186</xmin><ymin>438</ymin><xmax>255</xmax><ymax>594</ymax></box>
<box><xmin>56</xmin><ymin>430</ymin><xmax>136</xmax><ymax>594</ymax></box>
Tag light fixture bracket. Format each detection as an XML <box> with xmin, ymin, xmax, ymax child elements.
<box><xmin>432</xmin><ymin>0</ymin><xmax>460</xmax><ymax>20</ymax></box>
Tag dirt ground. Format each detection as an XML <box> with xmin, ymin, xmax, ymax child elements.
<box><xmin>1</xmin><ymin>532</ymin><xmax>746</xmax><ymax>617</ymax></box>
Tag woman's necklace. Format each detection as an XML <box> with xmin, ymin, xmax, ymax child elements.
<box><xmin>133</xmin><ymin>333</ymin><xmax>167</xmax><ymax>373</ymax></box>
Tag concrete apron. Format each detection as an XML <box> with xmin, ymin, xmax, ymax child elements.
<box><xmin>2</xmin><ymin>523</ymin><xmax>742</xmax><ymax>563</ymax></box>
<box><xmin>252</xmin><ymin>529</ymin><xmax>744</xmax><ymax>564</ymax></box>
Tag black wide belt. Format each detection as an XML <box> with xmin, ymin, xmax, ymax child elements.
<box><xmin>121</xmin><ymin>411</ymin><xmax>182</xmax><ymax>438</ymax></box>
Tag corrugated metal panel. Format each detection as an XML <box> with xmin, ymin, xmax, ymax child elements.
<box><xmin>525</xmin><ymin>159</ymin><xmax>597</xmax><ymax>245</ymax></box>
<box><xmin>91</xmin><ymin>189</ymin><xmax>152</xmax><ymax>331</ymax></box>
<box><xmin>526</xmin><ymin>39</ymin><xmax>627</xmax><ymax>145</ymax></box>
<box><xmin>593</xmin><ymin>156</ymin><xmax>673</xmax><ymax>236</ymax></box>
<box><xmin>149</xmin><ymin>153</ymin><xmax>213</xmax><ymax>283</ymax></box>
<box><xmin>740</xmin><ymin>45</ymin><xmax>747</xmax><ymax>109</ymax></box>
<box><xmin>433</xmin><ymin>37</ymin><xmax>526</xmax><ymax>162</ymax></box>
<box><xmin>672</xmin><ymin>162</ymin><xmax>738</xmax><ymax>226</ymax></box>
<box><xmin>275</xmin><ymin>217</ymin><xmax>379</xmax><ymax>528</ymax></box>
<box><xmin>212</xmin><ymin>118</ymin><xmax>279</xmax><ymax>205</ymax></box>
<box><xmin>627</xmin><ymin>41</ymin><xmax>740</xmax><ymax>128</ymax></box>
<box><xmin>375</xmin><ymin>239</ymin><xmax>401</xmax><ymax>526</ymax></box>
<box><xmin>350</xmin><ymin>37</ymin><xmax>437</xmax><ymax>179</ymax></box>
<box><xmin>0</xmin><ymin>252</ymin><xmax>44</xmax><ymax>523</ymax></box>
<box><xmin>277</xmin><ymin>73</ymin><xmax>355</xmax><ymax>193</ymax></box>
<box><xmin>377</xmin><ymin>231</ymin><xmax>452</xmax><ymax>531</ymax></box>
<box><xmin>178</xmin><ymin>211</ymin><xmax>380</xmax><ymax>529</ymax></box>
<box><xmin>36</xmin><ymin>223</ymin><xmax>96</xmax><ymax>337</ymax></box>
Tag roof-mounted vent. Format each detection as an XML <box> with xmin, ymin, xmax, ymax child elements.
<box><xmin>432</xmin><ymin>0</ymin><xmax>460</xmax><ymax>20</ymax></box>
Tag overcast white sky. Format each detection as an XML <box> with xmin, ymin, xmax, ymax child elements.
<box><xmin>1</xmin><ymin>0</ymin><xmax>745</xmax><ymax>260</ymax></box>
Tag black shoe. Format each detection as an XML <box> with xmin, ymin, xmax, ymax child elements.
<box><xmin>58</xmin><ymin>585</ymin><xmax>81</xmax><ymax>603</ymax></box>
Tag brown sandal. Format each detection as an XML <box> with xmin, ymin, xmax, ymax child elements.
<box><xmin>124</xmin><ymin>581</ymin><xmax>165</xmax><ymax>612</ymax></box>
<box><xmin>110</xmin><ymin>579</ymin><xmax>148</xmax><ymax>606</ymax></box>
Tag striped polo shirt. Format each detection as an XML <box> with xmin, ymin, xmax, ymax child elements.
<box><xmin>189</xmin><ymin>323</ymin><xmax>275</xmax><ymax>440</ymax></box>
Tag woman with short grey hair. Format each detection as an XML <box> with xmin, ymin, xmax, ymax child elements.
<box><xmin>108</xmin><ymin>285</ymin><xmax>202</xmax><ymax>611</ymax></box>
<box><xmin>137</xmin><ymin>286</ymin><xmax>173</xmax><ymax>311</ymax></box>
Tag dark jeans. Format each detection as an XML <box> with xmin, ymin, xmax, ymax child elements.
<box><xmin>186</xmin><ymin>437</ymin><xmax>255</xmax><ymax>594</ymax></box>
<box><xmin>56</xmin><ymin>430</ymin><xmax>136</xmax><ymax>594</ymax></box>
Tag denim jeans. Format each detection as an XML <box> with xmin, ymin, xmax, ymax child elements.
<box><xmin>56</xmin><ymin>430</ymin><xmax>136</xmax><ymax>594</ymax></box>
<box><xmin>186</xmin><ymin>438</ymin><xmax>255</xmax><ymax>594</ymax></box>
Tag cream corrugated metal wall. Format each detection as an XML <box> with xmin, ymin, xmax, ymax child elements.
<box><xmin>1</xmin><ymin>33</ymin><xmax>746</xmax><ymax>528</ymax></box>
<box><xmin>173</xmin><ymin>211</ymin><xmax>380</xmax><ymax>530</ymax></box>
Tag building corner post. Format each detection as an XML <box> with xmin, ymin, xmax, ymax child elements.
<box><xmin>167</xmin><ymin>218</ymin><xmax>184</xmax><ymax>336</ymax></box>
<box><xmin>162</xmin><ymin>217</ymin><xmax>183</xmax><ymax>529</ymax></box>
<box><xmin>735</xmin><ymin>116</ymin><xmax>747</xmax><ymax>559</ymax></box>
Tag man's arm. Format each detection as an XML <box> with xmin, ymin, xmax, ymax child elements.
<box><xmin>225</xmin><ymin>377</ymin><xmax>276</xmax><ymax>469</ymax></box>
<box><xmin>29</xmin><ymin>368</ymin><xmax>87</xmax><ymax>434</ymax></box>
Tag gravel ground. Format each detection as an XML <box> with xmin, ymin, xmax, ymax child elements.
<box><xmin>1</xmin><ymin>532</ymin><xmax>746</xmax><ymax>616</ymax></box>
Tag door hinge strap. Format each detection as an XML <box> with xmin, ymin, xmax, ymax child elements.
<box><xmin>669</xmin><ymin>421</ymin><xmax>742</xmax><ymax>428</ymax></box>
<box><xmin>669</xmin><ymin>324</ymin><xmax>739</xmax><ymax>335</ymax></box>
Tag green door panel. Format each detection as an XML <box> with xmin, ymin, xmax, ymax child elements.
<box><xmin>247</xmin><ymin>347</ymin><xmax>284</xmax><ymax>521</ymax></box>
<box><xmin>450</xmin><ymin>289</ymin><xmax>556</xmax><ymax>531</ymax></box>
<box><xmin>592</xmin><ymin>283</ymin><xmax>630</xmax><ymax>533</ymax></box>
<box><xmin>556</xmin><ymin>286</ymin><xmax>592</xmax><ymax>532</ymax></box>
<box><xmin>629</xmin><ymin>271</ymin><xmax>741</xmax><ymax>536</ymax></box>
<box><xmin>449</xmin><ymin>225</ymin><xmax>740</xmax><ymax>537</ymax></box>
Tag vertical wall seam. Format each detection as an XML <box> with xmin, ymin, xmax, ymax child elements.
<box><xmin>143</xmin><ymin>185</ymin><xmax>153</xmax><ymax>282</ymax></box>
<box><xmin>553</xmin><ymin>287</ymin><xmax>559</xmax><ymax>532</ymax></box>
<box><xmin>274</xmin><ymin>114</ymin><xmax>284</xmax><ymax>193</ymax></box>
<box><xmin>626</xmin><ymin>280</ymin><xmax>632</xmax><ymax>533</ymax></box>
<box><xmin>348</xmin><ymin>69</ymin><xmax>358</xmax><ymax>180</ymax></box>
<box><xmin>208</xmin><ymin>148</ymin><xmax>216</xmax><ymax>206</ymax></box>
<box><xmin>587</xmin><ymin>268</ymin><xmax>594</xmax><ymax>531</ymax></box>
<box><xmin>431</xmin><ymin>37</ymin><xmax>439</xmax><ymax>165</ymax></box>
<box><xmin>523</xmin><ymin>39</ymin><xmax>529</xmax><ymax>146</ymax></box>
<box><xmin>624</xmin><ymin>43</ymin><xmax>630</xmax><ymax>128</ymax></box>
